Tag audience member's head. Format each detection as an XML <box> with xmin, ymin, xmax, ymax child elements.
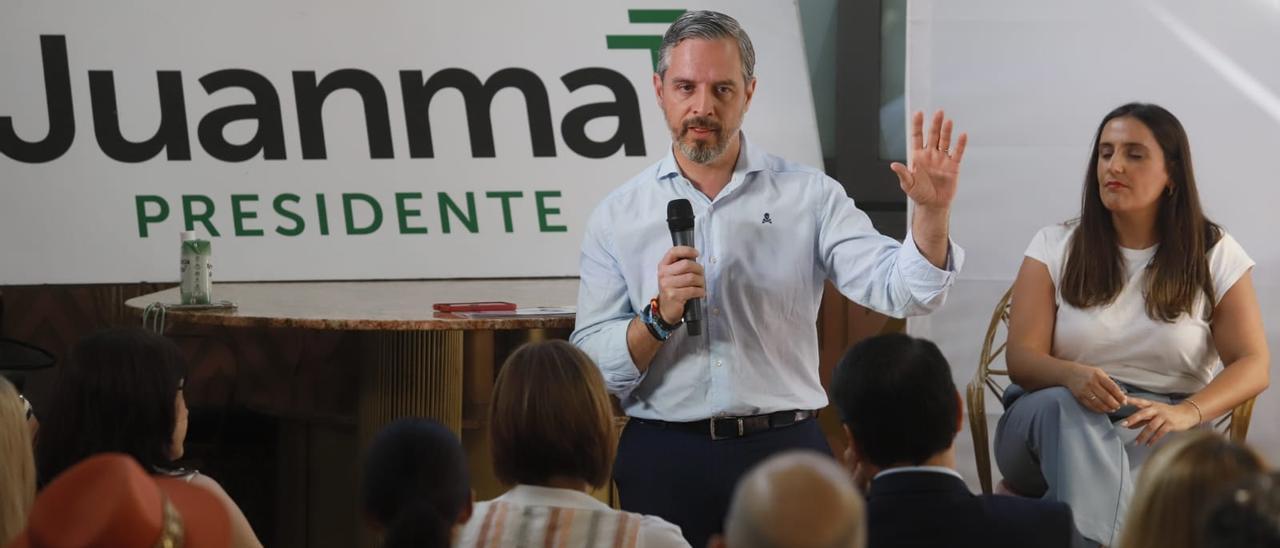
<box><xmin>490</xmin><ymin>340</ymin><xmax>615</xmax><ymax>491</ymax></box>
<box><xmin>35</xmin><ymin>328</ymin><xmax>188</xmax><ymax>486</ymax></box>
<box><xmin>711</xmin><ymin>451</ymin><xmax>866</xmax><ymax>548</ymax></box>
<box><xmin>362</xmin><ymin>418</ymin><xmax>472</xmax><ymax>548</ymax></box>
<box><xmin>831</xmin><ymin>333</ymin><xmax>962</xmax><ymax>475</ymax></box>
<box><xmin>1202</xmin><ymin>471</ymin><xmax>1280</xmax><ymax>548</ymax></box>
<box><xmin>0</xmin><ymin>376</ymin><xmax>35</xmax><ymax>545</ymax></box>
<box><xmin>1116</xmin><ymin>430</ymin><xmax>1266</xmax><ymax>548</ymax></box>
<box><xmin>8</xmin><ymin>452</ymin><xmax>230</xmax><ymax>548</ymax></box>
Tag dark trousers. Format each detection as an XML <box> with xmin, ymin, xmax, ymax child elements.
<box><xmin>613</xmin><ymin>417</ymin><xmax>832</xmax><ymax>548</ymax></box>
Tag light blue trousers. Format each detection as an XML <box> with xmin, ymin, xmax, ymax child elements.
<box><xmin>993</xmin><ymin>386</ymin><xmax>1183</xmax><ymax>546</ymax></box>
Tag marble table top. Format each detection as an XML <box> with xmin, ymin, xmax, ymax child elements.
<box><xmin>125</xmin><ymin>278</ymin><xmax>581</xmax><ymax>331</ymax></box>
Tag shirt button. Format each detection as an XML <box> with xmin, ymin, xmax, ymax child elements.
<box><xmin>715</xmin><ymin>360</ymin><xmax>723</xmax><ymax>368</ymax></box>
<box><xmin>713</xmin><ymin>308</ymin><xmax>721</xmax><ymax>316</ymax></box>
<box><xmin>710</xmin><ymin>257</ymin><xmax>718</xmax><ymax>264</ymax></box>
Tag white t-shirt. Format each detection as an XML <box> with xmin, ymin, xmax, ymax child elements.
<box><xmin>1025</xmin><ymin>223</ymin><xmax>1254</xmax><ymax>394</ymax></box>
<box><xmin>455</xmin><ymin>485</ymin><xmax>690</xmax><ymax>548</ymax></box>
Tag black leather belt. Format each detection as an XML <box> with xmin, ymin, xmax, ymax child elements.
<box><xmin>635</xmin><ymin>409</ymin><xmax>817</xmax><ymax>441</ymax></box>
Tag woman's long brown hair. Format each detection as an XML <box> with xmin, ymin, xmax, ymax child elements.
<box><xmin>1061</xmin><ymin>103</ymin><xmax>1220</xmax><ymax>322</ymax></box>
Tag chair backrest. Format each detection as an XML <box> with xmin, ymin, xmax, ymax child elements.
<box><xmin>966</xmin><ymin>284</ymin><xmax>1255</xmax><ymax>494</ymax></box>
<box><xmin>976</xmin><ymin>286</ymin><xmax>1015</xmax><ymax>403</ymax></box>
<box><xmin>966</xmin><ymin>286</ymin><xmax>1013</xmax><ymax>494</ymax></box>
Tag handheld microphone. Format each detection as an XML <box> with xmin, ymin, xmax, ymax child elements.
<box><xmin>666</xmin><ymin>199</ymin><xmax>703</xmax><ymax>336</ymax></box>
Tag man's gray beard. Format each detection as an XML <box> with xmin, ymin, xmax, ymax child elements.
<box><xmin>676</xmin><ymin>133</ymin><xmax>730</xmax><ymax>165</ymax></box>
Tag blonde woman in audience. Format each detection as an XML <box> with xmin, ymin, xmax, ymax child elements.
<box><xmin>1115</xmin><ymin>430</ymin><xmax>1265</xmax><ymax>548</ymax></box>
<box><xmin>34</xmin><ymin>328</ymin><xmax>262</xmax><ymax>548</ymax></box>
<box><xmin>997</xmin><ymin>103</ymin><xmax>1269</xmax><ymax>546</ymax></box>
<box><xmin>0</xmin><ymin>376</ymin><xmax>35</xmax><ymax>546</ymax></box>
<box><xmin>456</xmin><ymin>340</ymin><xmax>690</xmax><ymax>548</ymax></box>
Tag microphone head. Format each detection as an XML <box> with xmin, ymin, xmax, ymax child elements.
<box><xmin>667</xmin><ymin>199</ymin><xmax>694</xmax><ymax>231</ymax></box>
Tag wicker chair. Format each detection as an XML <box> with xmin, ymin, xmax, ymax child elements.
<box><xmin>965</xmin><ymin>285</ymin><xmax>1258</xmax><ymax>495</ymax></box>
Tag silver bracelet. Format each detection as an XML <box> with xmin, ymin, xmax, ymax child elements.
<box><xmin>1184</xmin><ymin>398</ymin><xmax>1204</xmax><ymax>425</ymax></box>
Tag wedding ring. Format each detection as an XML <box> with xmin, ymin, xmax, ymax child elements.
<box><xmin>1087</xmin><ymin>394</ymin><xmax>1098</xmax><ymax>401</ymax></box>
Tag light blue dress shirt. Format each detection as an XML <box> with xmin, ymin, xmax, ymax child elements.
<box><xmin>571</xmin><ymin>133</ymin><xmax>964</xmax><ymax>421</ymax></box>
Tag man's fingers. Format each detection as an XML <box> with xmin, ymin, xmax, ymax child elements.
<box><xmin>939</xmin><ymin>119</ymin><xmax>953</xmax><ymax>152</ymax></box>
<box><xmin>890</xmin><ymin>162</ymin><xmax>912</xmax><ymax>182</ymax></box>
<box><xmin>675</xmin><ymin>287</ymin><xmax>706</xmax><ymax>301</ymax></box>
<box><xmin>910</xmin><ymin>111</ymin><xmax>925</xmax><ymax>150</ymax></box>
<box><xmin>951</xmin><ymin>133</ymin><xmax>968</xmax><ymax>163</ymax></box>
<box><xmin>663</xmin><ymin>246</ymin><xmax>699</xmax><ymax>263</ymax></box>
<box><xmin>668</xmin><ymin>272</ymin><xmax>704</xmax><ymax>288</ymax></box>
<box><xmin>926</xmin><ymin>110</ymin><xmax>943</xmax><ymax>150</ymax></box>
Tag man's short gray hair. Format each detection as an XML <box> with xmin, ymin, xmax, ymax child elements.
<box><xmin>656</xmin><ymin>10</ymin><xmax>756</xmax><ymax>84</ymax></box>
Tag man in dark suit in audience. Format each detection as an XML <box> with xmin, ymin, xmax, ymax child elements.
<box><xmin>831</xmin><ymin>333</ymin><xmax>1082</xmax><ymax>548</ymax></box>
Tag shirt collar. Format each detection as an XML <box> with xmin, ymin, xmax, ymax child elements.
<box><xmin>873</xmin><ymin>466</ymin><xmax>965</xmax><ymax>482</ymax></box>
<box><xmin>655</xmin><ymin>131</ymin><xmax>767</xmax><ymax>183</ymax></box>
<box><xmin>497</xmin><ymin>484</ymin><xmax>613</xmax><ymax>512</ymax></box>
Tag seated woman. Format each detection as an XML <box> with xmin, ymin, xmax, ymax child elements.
<box><xmin>0</xmin><ymin>376</ymin><xmax>35</xmax><ymax>546</ymax></box>
<box><xmin>994</xmin><ymin>103</ymin><xmax>1269</xmax><ymax>546</ymax></box>
<box><xmin>455</xmin><ymin>340</ymin><xmax>690</xmax><ymax>548</ymax></box>
<box><xmin>362</xmin><ymin>418</ymin><xmax>473</xmax><ymax>548</ymax></box>
<box><xmin>1202</xmin><ymin>471</ymin><xmax>1280</xmax><ymax>548</ymax></box>
<box><xmin>34</xmin><ymin>328</ymin><xmax>263</xmax><ymax>548</ymax></box>
<box><xmin>1115</xmin><ymin>430</ymin><xmax>1265</xmax><ymax>548</ymax></box>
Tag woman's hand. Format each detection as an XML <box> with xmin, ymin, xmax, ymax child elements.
<box><xmin>1120</xmin><ymin>398</ymin><xmax>1201</xmax><ymax>446</ymax></box>
<box><xmin>1065</xmin><ymin>365</ymin><xmax>1127</xmax><ymax>413</ymax></box>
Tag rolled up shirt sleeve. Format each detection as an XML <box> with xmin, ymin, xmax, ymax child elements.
<box><xmin>817</xmin><ymin>177</ymin><xmax>964</xmax><ymax>318</ymax></box>
<box><xmin>570</xmin><ymin>207</ymin><xmax>646</xmax><ymax>399</ymax></box>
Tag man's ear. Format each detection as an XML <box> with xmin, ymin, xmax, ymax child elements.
<box><xmin>652</xmin><ymin>72</ymin><xmax>664</xmax><ymax>107</ymax></box>
<box><xmin>707</xmin><ymin>533</ymin><xmax>728</xmax><ymax>548</ymax></box>
<box><xmin>841</xmin><ymin>424</ymin><xmax>855</xmax><ymax>456</ymax></box>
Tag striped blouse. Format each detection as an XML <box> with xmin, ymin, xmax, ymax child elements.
<box><xmin>456</xmin><ymin>485</ymin><xmax>689</xmax><ymax>548</ymax></box>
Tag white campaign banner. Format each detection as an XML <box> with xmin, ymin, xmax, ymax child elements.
<box><xmin>907</xmin><ymin>0</ymin><xmax>1280</xmax><ymax>464</ymax></box>
<box><xmin>0</xmin><ymin>0</ymin><xmax>822</xmax><ymax>284</ymax></box>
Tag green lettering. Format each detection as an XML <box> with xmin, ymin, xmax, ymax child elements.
<box><xmin>231</xmin><ymin>194</ymin><xmax>264</xmax><ymax>236</ymax></box>
<box><xmin>395</xmin><ymin>192</ymin><xmax>428</xmax><ymax>234</ymax></box>
<box><xmin>535</xmin><ymin>190</ymin><xmax>567</xmax><ymax>232</ymax></box>
<box><xmin>181</xmin><ymin>195</ymin><xmax>220</xmax><ymax>236</ymax></box>
<box><xmin>438</xmin><ymin>192</ymin><xmax>477</xmax><ymax>234</ymax></box>
<box><xmin>343</xmin><ymin>193</ymin><xmax>383</xmax><ymax>235</ymax></box>
<box><xmin>485</xmin><ymin>191</ymin><xmax>523</xmax><ymax>233</ymax></box>
<box><xmin>274</xmin><ymin>194</ymin><xmax>304</xmax><ymax>236</ymax></box>
<box><xmin>316</xmin><ymin>193</ymin><xmax>330</xmax><ymax>235</ymax></box>
<box><xmin>135</xmin><ymin>195</ymin><xmax>169</xmax><ymax>238</ymax></box>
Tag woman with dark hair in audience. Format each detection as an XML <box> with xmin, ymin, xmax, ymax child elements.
<box><xmin>455</xmin><ymin>340</ymin><xmax>690</xmax><ymax>547</ymax></box>
<box><xmin>997</xmin><ymin>103</ymin><xmax>1270</xmax><ymax>546</ymax></box>
<box><xmin>0</xmin><ymin>376</ymin><xmax>35</xmax><ymax>546</ymax></box>
<box><xmin>1203</xmin><ymin>471</ymin><xmax>1280</xmax><ymax>548</ymax></box>
<box><xmin>1115</xmin><ymin>430</ymin><xmax>1265</xmax><ymax>548</ymax></box>
<box><xmin>362</xmin><ymin>417</ymin><xmax>472</xmax><ymax>548</ymax></box>
<box><xmin>34</xmin><ymin>327</ymin><xmax>262</xmax><ymax>548</ymax></box>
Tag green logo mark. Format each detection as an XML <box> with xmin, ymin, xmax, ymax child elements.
<box><xmin>605</xmin><ymin>9</ymin><xmax>686</xmax><ymax>71</ymax></box>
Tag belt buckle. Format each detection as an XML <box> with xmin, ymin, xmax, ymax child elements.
<box><xmin>710</xmin><ymin>417</ymin><xmax>744</xmax><ymax>440</ymax></box>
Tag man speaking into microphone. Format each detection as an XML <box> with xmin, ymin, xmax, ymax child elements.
<box><xmin>571</xmin><ymin>10</ymin><xmax>967</xmax><ymax>546</ymax></box>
